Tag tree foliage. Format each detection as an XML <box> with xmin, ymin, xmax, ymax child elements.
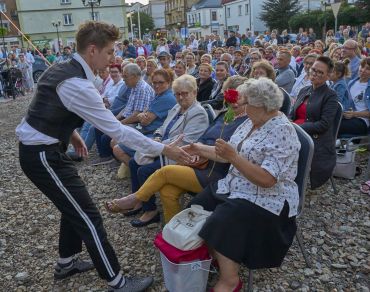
<box><xmin>289</xmin><ymin>3</ymin><xmax>368</xmax><ymax>38</ymax></box>
<box><xmin>127</xmin><ymin>12</ymin><xmax>155</xmax><ymax>38</ymax></box>
<box><xmin>0</xmin><ymin>27</ymin><xmax>8</xmax><ymax>37</ymax></box>
<box><xmin>260</xmin><ymin>0</ymin><xmax>301</xmax><ymax>31</ymax></box>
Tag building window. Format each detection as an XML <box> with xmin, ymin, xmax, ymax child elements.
<box><xmin>63</xmin><ymin>14</ymin><xmax>73</xmax><ymax>25</ymax></box>
<box><xmin>227</xmin><ymin>7</ymin><xmax>230</xmax><ymax>18</ymax></box>
<box><xmin>238</xmin><ymin>5</ymin><xmax>242</xmax><ymax>16</ymax></box>
<box><xmin>91</xmin><ymin>12</ymin><xmax>100</xmax><ymax>20</ymax></box>
<box><xmin>60</xmin><ymin>0</ymin><xmax>71</xmax><ymax>4</ymax></box>
<box><xmin>0</xmin><ymin>3</ymin><xmax>6</xmax><ymax>12</ymax></box>
<box><xmin>198</xmin><ymin>13</ymin><xmax>201</xmax><ymax>23</ymax></box>
<box><xmin>245</xmin><ymin>4</ymin><xmax>249</xmax><ymax>15</ymax></box>
<box><xmin>211</xmin><ymin>11</ymin><xmax>217</xmax><ymax>21</ymax></box>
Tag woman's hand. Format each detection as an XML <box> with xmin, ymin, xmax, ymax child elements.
<box><xmin>343</xmin><ymin>111</ymin><xmax>355</xmax><ymax>119</ymax></box>
<box><xmin>71</xmin><ymin>131</ymin><xmax>88</xmax><ymax>158</ymax></box>
<box><xmin>182</xmin><ymin>143</ymin><xmax>202</xmax><ymax>157</ymax></box>
<box><xmin>215</xmin><ymin>139</ymin><xmax>237</xmax><ymax>163</ymax></box>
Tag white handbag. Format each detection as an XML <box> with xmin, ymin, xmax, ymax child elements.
<box><xmin>162</xmin><ymin>205</ymin><xmax>212</xmax><ymax>251</ymax></box>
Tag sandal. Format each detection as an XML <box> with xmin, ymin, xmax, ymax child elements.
<box><xmin>360</xmin><ymin>180</ymin><xmax>370</xmax><ymax>194</ymax></box>
<box><xmin>104</xmin><ymin>200</ymin><xmax>132</xmax><ymax>214</ymax></box>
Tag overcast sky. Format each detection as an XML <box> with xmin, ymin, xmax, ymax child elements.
<box><xmin>125</xmin><ymin>0</ymin><xmax>149</xmax><ymax>5</ymax></box>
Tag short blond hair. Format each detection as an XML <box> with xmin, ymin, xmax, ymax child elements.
<box><xmin>172</xmin><ymin>74</ymin><xmax>197</xmax><ymax>93</ymax></box>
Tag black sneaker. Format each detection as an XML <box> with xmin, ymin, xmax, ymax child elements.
<box><xmin>108</xmin><ymin>276</ymin><xmax>154</xmax><ymax>292</ymax></box>
<box><xmin>54</xmin><ymin>257</ymin><xmax>95</xmax><ymax>280</ymax></box>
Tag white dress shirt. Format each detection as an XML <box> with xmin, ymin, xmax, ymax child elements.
<box><xmin>16</xmin><ymin>54</ymin><xmax>164</xmax><ymax>156</ymax></box>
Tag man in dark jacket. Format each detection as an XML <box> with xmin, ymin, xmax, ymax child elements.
<box><xmin>226</xmin><ymin>31</ymin><xmax>237</xmax><ymax>47</ymax></box>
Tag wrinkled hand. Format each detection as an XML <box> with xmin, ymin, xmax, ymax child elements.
<box><xmin>137</xmin><ymin>112</ymin><xmax>149</xmax><ymax>124</ymax></box>
<box><xmin>343</xmin><ymin>111</ymin><xmax>355</xmax><ymax>119</ymax></box>
<box><xmin>162</xmin><ymin>135</ymin><xmax>192</xmax><ymax>164</ymax></box>
<box><xmin>71</xmin><ymin>131</ymin><xmax>88</xmax><ymax>158</ymax></box>
<box><xmin>215</xmin><ymin>139</ymin><xmax>237</xmax><ymax>162</ymax></box>
<box><xmin>182</xmin><ymin>143</ymin><xmax>202</xmax><ymax>157</ymax></box>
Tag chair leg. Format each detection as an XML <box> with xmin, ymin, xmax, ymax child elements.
<box><xmin>330</xmin><ymin>176</ymin><xmax>338</xmax><ymax>195</ymax></box>
<box><xmin>295</xmin><ymin>226</ymin><xmax>312</xmax><ymax>268</ymax></box>
<box><xmin>366</xmin><ymin>155</ymin><xmax>370</xmax><ymax>181</ymax></box>
<box><xmin>247</xmin><ymin>270</ymin><xmax>253</xmax><ymax>292</ymax></box>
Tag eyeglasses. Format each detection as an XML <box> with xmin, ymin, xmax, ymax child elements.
<box><xmin>304</xmin><ymin>61</ymin><xmax>314</xmax><ymax>66</ymax></box>
<box><xmin>310</xmin><ymin>68</ymin><xmax>325</xmax><ymax>76</ymax></box>
<box><xmin>174</xmin><ymin>91</ymin><xmax>190</xmax><ymax>98</ymax></box>
<box><xmin>152</xmin><ymin>81</ymin><xmax>166</xmax><ymax>86</ymax></box>
<box><xmin>122</xmin><ymin>74</ymin><xmax>131</xmax><ymax>79</ymax></box>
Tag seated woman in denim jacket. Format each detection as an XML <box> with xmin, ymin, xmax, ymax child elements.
<box><xmin>106</xmin><ymin>74</ymin><xmax>209</xmax><ymax>227</ymax></box>
<box><xmin>338</xmin><ymin>57</ymin><xmax>370</xmax><ymax>137</ymax></box>
<box><xmin>329</xmin><ymin>59</ymin><xmax>351</xmax><ymax>109</ymax></box>
<box><xmin>105</xmin><ymin>76</ymin><xmax>248</xmax><ymax>223</ymax></box>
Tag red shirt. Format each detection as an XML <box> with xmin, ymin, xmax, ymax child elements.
<box><xmin>294</xmin><ymin>100</ymin><xmax>307</xmax><ymax>125</ymax></box>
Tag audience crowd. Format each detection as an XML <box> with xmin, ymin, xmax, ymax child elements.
<box><xmin>14</xmin><ymin>22</ymin><xmax>370</xmax><ymax>291</ymax></box>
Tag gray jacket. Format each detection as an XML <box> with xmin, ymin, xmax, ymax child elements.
<box><xmin>156</xmin><ymin>101</ymin><xmax>209</xmax><ymax>145</ymax></box>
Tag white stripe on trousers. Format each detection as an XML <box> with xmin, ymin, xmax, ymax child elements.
<box><xmin>39</xmin><ymin>151</ymin><xmax>115</xmax><ymax>278</ymax></box>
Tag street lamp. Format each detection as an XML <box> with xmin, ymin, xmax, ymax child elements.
<box><xmin>51</xmin><ymin>20</ymin><xmax>61</xmax><ymax>53</ymax></box>
<box><xmin>177</xmin><ymin>22</ymin><xmax>181</xmax><ymax>39</ymax></box>
<box><xmin>81</xmin><ymin>0</ymin><xmax>102</xmax><ymax>21</ymax></box>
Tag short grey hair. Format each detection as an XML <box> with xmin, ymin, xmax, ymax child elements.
<box><xmin>172</xmin><ymin>74</ymin><xmax>197</xmax><ymax>93</ymax></box>
<box><xmin>123</xmin><ymin>63</ymin><xmax>141</xmax><ymax>77</ymax></box>
<box><xmin>237</xmin><ymin>78</ymin><xmax>283</xmax><ymax>112</ymax></box>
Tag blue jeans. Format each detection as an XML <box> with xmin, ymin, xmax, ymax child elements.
<box><xmin>79</xmin><ymin>122</ymin><xmax>95</xmax><ymax>151</ymax></box>
<box><xmin>129</xmin><ymin>158</ymin><xmax>161</xmax><ymax>212</ymax></box>
<box><xmin>95</xmin><ymin>129</ymin><xmax>113</xmax><ymax>158</ymax></box>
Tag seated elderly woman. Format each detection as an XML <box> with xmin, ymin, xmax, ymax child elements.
<box><xmin>250</xmin><ymin>60</ymin><xmax>291</xmax><ymax>115</ymax></box>
<box><xmin>290</xmin><ymin>56</ymin><xmax>338</xmax><ymax>189</ymax></box>
<box><xmin>196</xmin><ymin>63</ymin><xmax>215</xmax><ymax>102</ymax></box>
<box><xmin>105</xmin><ymin>76</ymin><xmax>248</xmax><ymax>223</ymax></box>
<box><xmin>105</xmin><ymin>74</ymin><xmax>209</xmax><ymax>227</ymax></box>
<box><xmin>188</xmin><ymin>78</ymin><xmax>300</xmax><ymax>291</ymax></box>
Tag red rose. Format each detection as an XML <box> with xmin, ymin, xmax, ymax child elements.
<box><xmin>224</xmin><ymin>89</ymin><xmax>238</xmax><ymax>104</ymax></box>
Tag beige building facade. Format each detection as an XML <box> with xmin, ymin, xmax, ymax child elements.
<box><xmin>16</xmin><ymin>0</ymin><xmax>128</xmax><ymax>51</ymax></box>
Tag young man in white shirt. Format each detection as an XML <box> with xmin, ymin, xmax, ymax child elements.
<box><xmin>16</xmin><ymin>21</ymin><xmax>190</xmax><ymax>292</ymax></box>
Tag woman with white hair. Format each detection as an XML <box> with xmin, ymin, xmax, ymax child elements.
<box><xmin>187</xmin><ymin>78</ymin><xmax>301</xmax><ymax>291</ymax></box>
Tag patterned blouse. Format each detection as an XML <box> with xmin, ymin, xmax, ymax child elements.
<box><xmin>217</xmin><ymin>114</ymin><xmax>301</xmax><ymax>217</ymax></box>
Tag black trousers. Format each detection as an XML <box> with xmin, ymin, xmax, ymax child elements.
<box><xmin>19</xmin><ymin>143</ymin><xmax>120</xmax><ymax>281</ymax></box>
<box><xmin>338</xmin><ymin>117</ymin><xmax>368</xmax><ymax>137</ymax></box>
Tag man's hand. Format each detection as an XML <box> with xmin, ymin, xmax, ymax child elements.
<box><xmin>162</xmin><ymin>135</ymin><xmax>192</xmax><ymax>164</ymax></box>
<box><xmin>215</xmin><ymin>139</ymin><xmax>237</xmax><ymax>163</ymax></box>
<box><xmin>71</xmin><ymin>131</ymin><xmax>88</xmax><ymax>158</ymax></box>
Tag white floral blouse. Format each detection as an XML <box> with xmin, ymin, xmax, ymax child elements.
<box><xmin>217</xmin><ymin>114</ymin><xmax>301</xmax><ymax>217</ymax></box>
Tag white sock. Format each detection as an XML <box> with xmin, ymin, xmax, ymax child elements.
<box><xmin>108</xmin><ymin>271</ymin><xmax>125</xmax><ymax>288</ymax></box>
<box><xmin>57</xmin><ymin>256</ymin><xmax>74</xmax><ymax>269</ymax></box>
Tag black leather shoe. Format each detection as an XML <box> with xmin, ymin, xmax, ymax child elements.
<box><xmin>130</xmin><ymin>213</ymin><xmax>160</xmax><ymax>228</ymax></box>
<box><xmin>108</xmin><ymin>276</ymin><xmax>154</xmax><ymax>292</ymax></box>
<box><xmin>123</xmin><ymin>207</ymin><xmax>143</xmax><ymax>217</ymax></box>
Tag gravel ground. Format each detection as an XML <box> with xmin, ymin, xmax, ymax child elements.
<box><xmin>0</xmin><ymin>95</ymin><xmax>369</xmax><ymax>292</ymax></box>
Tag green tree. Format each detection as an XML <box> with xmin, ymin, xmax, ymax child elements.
<box><xmin>127</xmin><ymin>12</ymin><xmax>155</xmax><ymax>39</ymax></box>
<box><xmin>260</xmin><ymin>0</ymin><xmax>301</xmax><ymax>31</ymax></box>
<box><xmin>0</xmin><ymin>27</ymin><xmax>8</xmax><ymax>37</ymax></box>
<box><xmin>355</xmin><ymin>0</ymin><xmax>370</xmax><ymax>17</ymax></box>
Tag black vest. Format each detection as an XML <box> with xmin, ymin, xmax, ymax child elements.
<box><xmin>26</xmin><ymin>58</ymin><xmax>87</xmax><ymax>147</ymax></box>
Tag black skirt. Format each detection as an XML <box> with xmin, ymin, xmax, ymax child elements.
<box><xmin>189</xmin><ymin>183</ymin><xmax>297</xmax><ymax>270</ymax></box>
